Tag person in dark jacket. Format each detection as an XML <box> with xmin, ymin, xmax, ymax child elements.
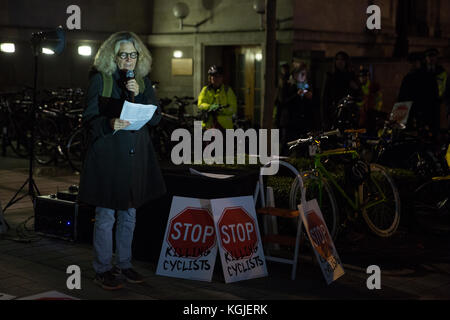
<box><xmin>398</xmin><ymin>51</ymin><xmax>440</xmax><ymax>135</ymax></box>
<box><xmin>279</xmin><ymin>63</ymin><xmax>315</xmax><ymax>155</ymax></box>
<box><xmin>274</xmin><ymin>62</ymin><xmax>291</xmax><ymax>128</ymax></box>
<box><xmin>78</xmin><ymin>31</ymin><xmax>166</xmax><ymax>290</ymax></box>
<box><xmin>322</xmin><ymin>51</ymin><xmax>360</xmax><ymax>129</ymax></box>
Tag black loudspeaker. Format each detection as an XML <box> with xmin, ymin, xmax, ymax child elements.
<box><xmin>34</xmin><ymin>195</ymin><xmax>95</xmax><ymax>242</ymax></box>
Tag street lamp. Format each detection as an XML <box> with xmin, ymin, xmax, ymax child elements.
<box><xmin>253</xmin><ymin>0</ymin><xmax>265</xmax><ymax>30</ymax></box>
<box><xmin>172</xmin><ymin>1</ymin><xmax>212</xmax><ymax>31</ymax></box>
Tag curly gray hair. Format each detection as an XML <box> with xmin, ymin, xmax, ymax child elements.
<box><xmin>93</xmin><ymin>31</ymin><xmax>152</xmax><ymax>78</ymax></box>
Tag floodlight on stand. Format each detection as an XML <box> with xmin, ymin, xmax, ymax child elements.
<box><xmin>31</xmin><ymin>25</ymin><xmax>66</xmax><ymax>56</ymax></box>
<box><xmin>0</xmin><ymin>43</ymin><xmax>15</xmax><ymax>53</ymax></box>
<box><xmin>3</xmin><ymin>26</ymin><xmax>66</xmax><ymax>213</ymax></box>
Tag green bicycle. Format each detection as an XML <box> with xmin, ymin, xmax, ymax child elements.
<box><xmin>288</xmin><ymin>129</ymin><xmax>401</xmax><ymax>238</ymax></box>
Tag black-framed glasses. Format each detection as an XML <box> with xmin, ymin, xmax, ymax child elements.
<box><xmin>117</xmin><ymin>52</ymin><xmax>138</xmax><ymax>60</ymax></box>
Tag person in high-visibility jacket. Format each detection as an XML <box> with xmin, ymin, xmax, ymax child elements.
<box><xmin>197</xmin><ymin>65</ymin><xmax>237</xmax><ymax>130</ymax></box>
<box><xmin>446</xmin><ymin>144</ymin><xmax>450</xmax><ymax>169</ymax></box>
<box><xmin>357</xmin><ymin>68</ymin><xmax>383</xmax><ymax>134</ymax></box>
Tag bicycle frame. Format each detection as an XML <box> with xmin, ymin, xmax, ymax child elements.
<box><xmin>312</xmin><ymin>148</ymin><xmax>388</xmax><ymax>214</ymax></box>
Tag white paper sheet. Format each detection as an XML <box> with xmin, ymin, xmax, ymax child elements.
<box><xmin>114</xmin><ymin>100</ymin><xmax>157</xmax><ymax>133</ymax></box>
<box><xmin>189</xmin><ymin>168</ymin><xmax>235</xmax><ymax>179</ymax></box>
<box><xmin>0</xmin><ymin>292</ymin><xmax>16</xmax><ymax>300</ymax></box>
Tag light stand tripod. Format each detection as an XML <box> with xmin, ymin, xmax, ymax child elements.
<box><xmin>3</xmin><ymin>27</ymin><xmax>65</xmax><ymax>216</ymax></box>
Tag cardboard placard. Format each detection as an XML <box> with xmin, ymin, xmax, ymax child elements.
<box><xmin>211</xmin><ymin>196</ymin><xmax>268</xmax><ymax>283</ymax></box>
<box><xmin>298</xmin><ymin>199</ymin><xmax>345</xmax><ymax>285</ymax></box>
<box><xmin>390</xmin><ymin>101</ymin><xmax>413</xmax><ymax>125</ymax></box>
<box><xmin>0</xmin><ymin>292</ymin><xmax>16</xmax><ymax>300</ymax></box>
<box><xmin>156</xmin><ymin>196</ymin><xmax>218</xmax><ymax>282</ymax></box>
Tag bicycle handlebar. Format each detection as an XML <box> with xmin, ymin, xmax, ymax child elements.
<box><xmin>287</xmin><ymin>137</ymin><xmax>313</xmax><ymax>147</ymax></box>
<box><xmin>287</xmin><ymin>129</ymin><xmax>340</xmax><ymax>147</ymax></box>
<box><xmin>323</xmin><ymin>129</ymin><xmax>341</xmax><ymax>137</ymax></box>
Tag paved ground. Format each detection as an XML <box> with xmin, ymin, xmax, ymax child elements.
<box><xmin>1</xmin><ymin>148</ymin><xmax>450</xmax><ymax>304</ymax></box>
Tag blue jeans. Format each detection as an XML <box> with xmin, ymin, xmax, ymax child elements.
<box><xmin>93</xmin><ymin>207</ymin><xmax>136</xmax><ymax>274</ymax></box>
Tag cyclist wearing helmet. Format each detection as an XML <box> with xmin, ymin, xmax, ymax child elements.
<box><xmin>197</xmin><ymin>65</ymin><xmax>237</xmax><ymax>131</ymax></box>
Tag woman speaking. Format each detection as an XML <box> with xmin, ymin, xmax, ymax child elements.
<box><xmin>78</xmin><ymin>31</ymin><xmax>166</xmax><ymax>290</ymax></box>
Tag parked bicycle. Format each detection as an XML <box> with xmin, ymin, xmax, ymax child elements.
<box><xmin>33</xmin><ymin>104</ymin><xmax>79</xmax><ymax>160</ymax></box>
<box><xmin>0</xmin><ymin>90</ymin><xmax>34</xmax><ymax>158</ymax></box>
<box><xmin>413</xmin><ymin>175</ymin><xmax>450</xmax><ymax>234</ymax></box>
<box><xmin>151</xmin><ymin>96</ymin><xmax>198</xmax><ymax>161</ymax></box>
<box><xmin>287</xmin><ymin>128</ymin><xmax>401</xmax><ymax>238</ymax></box>
<box><xmin>358</xmin><ymin>118</ymin><xmax>449</xmax><ymax>178</ymax></box>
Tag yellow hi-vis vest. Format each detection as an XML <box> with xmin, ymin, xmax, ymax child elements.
<box><xmin>436</xmin><ymin>70</ymin><xmax>448</xmax><ymax>99</ymax></box>
<box><xmin>197</xmin><ymin>84</ymin><xmax>237</xmax><ymax>129</ymax></box>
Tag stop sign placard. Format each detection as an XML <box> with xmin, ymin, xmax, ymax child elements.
<box><xmin>218</xmin><ymin>207</ymin><xmax>258</xmax><ymax>259</ymax></box>
<box><xmin>167</xmin><ymin>207</ymin><xmax>216</xmax><ymax>258</ymax></box>
<box><xmin>299</xmin><ymin>199</ymin><xmax>345</xmax><ymax>285</ymax></box>
<box><xmin>306</xmin><ymin>210</ymin><xmax>333</xmax><ymax>260</ymax></box>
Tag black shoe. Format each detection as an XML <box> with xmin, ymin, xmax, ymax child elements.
<box><xmin>112</xmin><ymin>267</ymin><xmax>144</xmax><ymax>284</ymax></box>
<box><xmin>94</xmin><ymin>270</ymin><xmax>124</xmax><ymax>290</ymax></box>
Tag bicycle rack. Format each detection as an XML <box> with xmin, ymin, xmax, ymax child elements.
<box><xmin>254</xmin><ymin>159</ymin><xmax>307</xmax><ymax>280</ymax></box>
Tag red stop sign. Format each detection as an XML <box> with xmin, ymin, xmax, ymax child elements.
<box><xmin>167</xmin><ymin>207</ymin><xmax>216</xmax><ymax>258</ymax></box>
<box><xmin>306</xmin><ymin>210</ymin><xmax>333</xmax><ymax>259</ymax></box>
<box><xmin>218</xmin><ymin>207</ymin><xmax>258</xmax><ymax>259</ymax></box>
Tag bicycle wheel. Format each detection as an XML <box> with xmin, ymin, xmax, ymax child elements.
<box><xmin>34</xmin><ymin>117</ymin><xmax>59</xmax><ymax>165</ymax></box>
<box><xmin>151</xmin><ymin>126</ymin><xmax>172</xmax><ymax>161</ymax></box>
<box><xmin>66</xmin><ymin>127</ymin><xmax>88</xmax><ymax>173</ymax></box>
<box><xmin>360</xmin><ymin>163</ymin><xmax>401</xmax><ymax>237</ymax></box>
<box><xmin>407</xmin><ymin>150</ymin><xmax>441</xmax><ymax>178</ymax></box>
<box><xmin>413</xmin><ymin>178</ymin><xmax>450</xmax><ymax>234</ymax></box>
<box><xmin>7</xmin><ymin>118</ymin><xmax>30</xmax><ymax>158</ymax></box>
<box><xmin>289</xmin><ymin>171</ymin><xmax>339</xmax><ymax>240</ymax></box>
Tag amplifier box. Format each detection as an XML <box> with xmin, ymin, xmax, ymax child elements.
<box><xmin>56</xmin><ymin>190</ymin><xmax>78</xmax><ymax>202</ymax></box>
<box><xmin>34</xmin><ymin>195</ymin><xmax>95</xmax><ymax>242</ymax></box>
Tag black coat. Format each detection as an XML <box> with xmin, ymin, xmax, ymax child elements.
<box><xmin>398</xmin><ymin>68</ymin><xmax>440</xmax><ymax>132</ymax></box>
<box><xmin>323</xmin><ymin>70</ymin><xmax>360</xmax><ymax>127</ymax></box>
<box><xmin>281</xmin><ymin>83</ymin><xmax>314</xmax><ymax>137</ymax></box>
<box><xmin>78</xmin><ymin>70</ymin><xmax>166</xmax><ymax>210</ymax></box>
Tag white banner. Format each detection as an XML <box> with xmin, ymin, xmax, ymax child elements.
<box><xmin>156</xmin><ymin>196</ymin><xmax>218</xmax><ymax>282</ymax></box>
<box><xmin>298</xmin><ymin>199</ymin><xmax>345</xmax><ymax>285</ymax></box>
<box><xmin>211</xmin><ymin>196</ymin><xmax>268</xmax><ymax>283</ymax></box>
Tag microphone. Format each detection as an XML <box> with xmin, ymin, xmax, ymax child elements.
<box><xmin>123</xmin><ymin>69</ymin><xmax>135</xmax><ymax>102</ymax></box>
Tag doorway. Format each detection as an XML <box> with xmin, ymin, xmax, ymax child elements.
<box><xmin>235</xmin><ymin>46</ymin><xmax>262</xmax><ymax>127</ymax></box>
<box><xmin>204</xmin><ymin>45</ymin><xmax>262</xmax><ymax>127</ymax></box>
